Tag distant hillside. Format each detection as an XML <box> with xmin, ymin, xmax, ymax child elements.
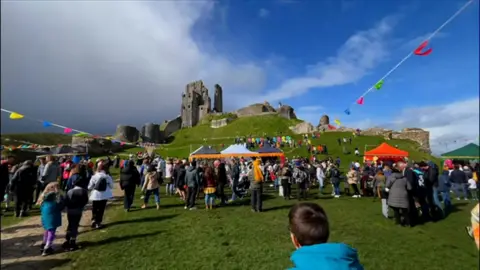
<box><xmin>1</xmin><ymin>133</ymin><xmax>72</xmax><ymax>145</ymax></box>
<box><xmin>119</xmin><ymin>115</ymin><xmax>439</xmax><ymax>168</ymax></box>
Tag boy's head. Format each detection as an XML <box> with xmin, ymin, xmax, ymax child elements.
<box><xmin>288</xmin><ymin>202</ymin><xmax>329</xmax><ymax>249</ymax></box>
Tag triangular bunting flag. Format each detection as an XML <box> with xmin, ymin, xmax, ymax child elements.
<box><xmin>64</xmin><ymin>128</ymin><xmax>73</xmax><ymax>134</ymax></box>
<box><xmin>374</xmin><ymin>80</ymin><xmax>384</xmax><ymax>90</ymax></box>
<box><xmin>9</xmin><ymin>112</ymin><xmax>24</xmax><ymax>120</ymax></box>
<box><xmin>43</xmin><ymin>121</ymin><xmax>52</xmax><ymax>127</ymax></box>
<box><xmin>356</xmin><ymin>97</ymin><xmax>364</xmax><ymax>105</ymax></box>
<box><xmin>334</xmin><ymin>119</ymin><xmax>342</xmax><ymax>126</ymax></box>
<box><xmin>344</xmin><ymin>109</ymin><xmax>351</xmax><ymax>115</ymax></box>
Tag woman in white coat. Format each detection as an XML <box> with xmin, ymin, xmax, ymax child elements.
<box><xmin>316</xmin><ymin>164</ymin><xmax>325</xmax><ymax>194</ymax></box>
<box><xmin>88</xmin><ymin>163</ymin><xmax>114</xmax><ymax>229</ymax></box>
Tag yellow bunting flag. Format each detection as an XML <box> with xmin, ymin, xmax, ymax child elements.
<box><xmin>9</xmin><ymin>112</ymin><xmax>24</xmax><ymax>120</ymax></box>
<box><xmin>334</xmin><ymin>119</ymin><xmax>342</xmax><ymax>126</ymax></box>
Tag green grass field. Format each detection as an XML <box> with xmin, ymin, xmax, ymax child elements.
<box><xmin>51</xmin><ymin>185</ymin><xmax>478</xmax><ymax>270</ymax></box>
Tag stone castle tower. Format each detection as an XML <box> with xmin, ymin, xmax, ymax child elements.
<box><xmin>181</xmin><ymin>80</ymin><xmax>217</xmax><ymax>128</ymax></box>
<box><xmin>214</xmin><ymin>84</ymin><xmax>223</xmax><ymax>113</ymax></box>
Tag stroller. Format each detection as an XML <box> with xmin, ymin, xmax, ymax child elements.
<box><xmin>237</xmin><ymin>175</ymin><xmax>250</xmax><ymax>197</ymax></box>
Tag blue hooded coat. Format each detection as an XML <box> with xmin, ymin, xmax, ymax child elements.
<box><xmin>40</xmin><ymin>192</ymin><xmax>63</xmax><ymax>230</ymax></box>
<box><xmin>290</xmin><ymin>243</ymin><xmax>363</xmax><ymax>270</ymax></box>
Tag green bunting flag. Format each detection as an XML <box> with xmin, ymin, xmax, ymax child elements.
<box><xmin>374</xmin><ymin>80</ymin><xmax>384</xmax><ymax>90</ymax></box>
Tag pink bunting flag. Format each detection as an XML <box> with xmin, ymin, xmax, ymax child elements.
<box><xmin>64</xmin><ymin>128</ymin><xmax>73</xmax><ymax>134</ymax></box>
<box><xmin>356</xmin><ymin>97</ymin><xmax>364</xmax><ymax>105</ymax></box>
<box><xmin>120</xmin><ymin>142</ymin><xmax>125</xmax><ymax>146</ymax></box>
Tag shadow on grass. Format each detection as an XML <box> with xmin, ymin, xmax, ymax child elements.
<box><xmin>1</xmin><ymin>234</ymin><xmax>43</xmax><ymax>259</ymax></box>
<box><xmin>1</xmin><ymin>223</ymin><xmax>42</xmax><ymax>234</ymax></box>
<box><xmin>106</xmin><ymin>214</ymin><xmax>178</xmax><ymax>227</ymax></box>
<box><xmin>0</xmin><ymin>259</ymin><xmax>71</xmax><ymax>270</ymax></box>
<box><xmin>80</xmin><ymin>231</ymin><xmax>162</xmax><ymax>248</ymax></box>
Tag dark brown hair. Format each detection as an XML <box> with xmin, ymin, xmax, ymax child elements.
<box><xmin>288</xmin><ymin>202</ymin><xmax>329</xmax><ymax>246</ymax></box>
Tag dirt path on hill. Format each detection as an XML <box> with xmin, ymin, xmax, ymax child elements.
<box><xmin>1</xmin><ymin>188</ymin><xmax>124</xmax><ymax>270</ymax></box>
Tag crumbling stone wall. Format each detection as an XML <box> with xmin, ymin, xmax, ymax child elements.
<box><xmin>211</xmin><ymin>118</ymin><xmax>232</xmax><ymax>128</ymax></box>
<box><xmin>141</xmin><ymin>123</ymin><xmax>162</xmax><ymax>143</ymax></box>
<box><xmin>236</xmin><ymin>103</ymin><xmax>276</xmax><ymax>116</ymax></box>
<box><xmin>290</xmin><ymin>122</ymin><xmax>315</xmax><ymax>134</ymax></box>
<box><xmin>163</xmin><ymin>116</ymin><xmax>182</xmax><ymax>137</ymax></box>
<box><xmin>392</xmin><ymin>128</ymin><xmax>431</xmax><ymax>153</ymax></box>
<box><xmin>114</xmin><ymin>125</ymin><xmax>140</xmax><ymax>143</ymax></box>
<box><xmin>278</xmin><ymin>105</ymin><xmax>297</xmax><ymax>120</ymax></box>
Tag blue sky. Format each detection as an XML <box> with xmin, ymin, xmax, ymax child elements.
<box><xmin>1</xmin><ymin>0</ymin><xmax>479</xmax><ymax>154</ymax></box>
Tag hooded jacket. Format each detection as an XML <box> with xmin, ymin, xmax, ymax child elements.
<box><xmin>120</xmin><ymin>163</ymin><xmax>141</xmax><ymax>189</ymax></box>
<box><xmin>10</xmin><ymin>161</ymin><xmax>36</xmax><ymax>193</ymax></box>
<box><xmin>290</xmin><ymin>243</ymin><xmax>363</xmax><ymax>270</ymax></box>
<box><xmin>185</xmin><ymin>166</ymin><xmax>200</xmax><ymax>188</ymax></box>
<box><xmin>253</xmin><ymin>159</ymin><xmax>264</xmax><ymax>183</ymax></box>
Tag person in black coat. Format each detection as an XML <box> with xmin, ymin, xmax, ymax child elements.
<box><xmin>10</xmin><ymin>160</ymin><xmax>37</xmax><ymax>217</ymax></box>
<box><xmin>216</xmin><ymin>163</ymin><xmax>228</xmax><ymax>205</ymax></box>
<box><xmin>0</xmin><ymin>156</ymin><xmax>15</xmax><ymax>209</ymax></box>
<box><xmin>119</xmin><ymin>160</ymin><xmax>141</xmax><ymax>212</ymax></box>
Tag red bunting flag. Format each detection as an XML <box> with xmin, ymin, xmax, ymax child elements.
<box><xmin>64</xmin><ymin>128</ymin><xmax>73</xmax><ymax>134</ymax></box>
<box><xmin>356</xmin><ymin>97</ymin><xmax>364</xmax><ymax>105</ymax></box>
<box><xmin>414</xmin><ymin>41</ymin><xmax>433</xmax><ymax>56</ymax></box>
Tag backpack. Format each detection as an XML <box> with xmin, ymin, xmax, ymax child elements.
<box><xmin>94</xmin><ymin>176</ymin><xmax>108</xmax><ymax>192</ymax></box>
<box><xmin>293</xmin><ymin>169</ymin><xmax>307</xmax><ymax>183</ymax></box>
<box><xmin>331</xmin><ymin>168</ymin><xmax>340</xmax><ymax>178</ymax></box>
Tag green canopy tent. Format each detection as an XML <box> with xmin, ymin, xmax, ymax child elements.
<box><xmin>440</xmin><ymin>143</ymin><xmax>480</xmax><ymax>159</ymax></box>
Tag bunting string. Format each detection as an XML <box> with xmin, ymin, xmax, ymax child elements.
<box><xmin>1</xmin><ymin>108</ymin><xmax>137</xmax><ymax>146</ymax></box>
<box><xmin>343</xmin><ymin>0</ymin><xmax>474</xmax><ymax>113</ymax></box>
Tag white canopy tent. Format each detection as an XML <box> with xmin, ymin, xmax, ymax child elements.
<box><xmin>220</xmin><ymin>144</ymin><xmax>258</xmax><ymax>155</ymax></box>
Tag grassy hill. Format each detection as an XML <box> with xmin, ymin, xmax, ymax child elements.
<box><xmin>1</xmin><ymin>133</ymin><xmax>73</xmax><ymax>145</ymax></box>
<box><xmin>122</xmin><ymin>115</ymin><xmax>439</xmax><ymax>168</ymax></box>
<box><xmin>1</xmin><ymin>115</ymin><xmax>439</xmax><ymax>167</ymax></box>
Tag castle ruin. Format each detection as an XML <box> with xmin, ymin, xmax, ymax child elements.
<box><xmin>181</xmin><ymin>80</ymin><xmax>223</xmax><ymax>128</ymax></box>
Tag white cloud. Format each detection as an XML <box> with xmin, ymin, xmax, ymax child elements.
<box><xmin>346</xmin><ymin>98</ymin><xmax>480</xmax><ymax>155</ymax></box>
<box><xmin>295</xmin><ymin>106</ymin><xmax>326</xmax><ymax>125</ymax></box>
<box><xmin>258</xmin><ymin>8</ymin><xmax>270</xmax><ymax>18</ymax></box>
<box><xmin>1</xmin><ymin>1</ymin><xmax>266</xmax><ymax>133</ymax></box>
<box><xmin>259</xmin><ymin>16</ymin><xmax>397</xmax><ymax>103</ymax></box>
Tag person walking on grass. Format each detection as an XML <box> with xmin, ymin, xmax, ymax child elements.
<box><xmin>347</xmin><ymin>166</ymin><xmax>360</xmax><ymax>198</ymax></box>
<box><xmin>88</xmin><ymin>163</ymin><xmax>114</xmax><ymax>229</ymax></box>
<box><xmin>38</xmin><ymin>182</ymin><xmax>63</xmax><ymax>256</ymax></box>
<box><xmin>62</xmin><ymin>177</ymin><xmax>89</xmax><ymax>251</ymax></box>
<box><xmin>438</xmin><ymin>166</ymin><xmax>452</xmax><ymax>215</ymax></box>
<box><xmin>250</xmin><ymin>158</ymin><xmax>264</xmax><ymax>212</ymax></box>
<box><xmin>373</xmin><ymin>170</ymin><xmax>388</xmax><ymax>218</ymax></box>
<box><xmin>141</xmin><ymin>165</ymin><xmax>160</xmax><ymax>210</ymax></box>
<box><xmin>293</xmin><ymin>162</ymin><xmax>308</xmax><ymax>201</ymax></box>
<box><xmin>185</xmin><ymin>161</ymin><xmax>200</xmax><ymax>210</ymax></box>
<box><xmin>386</xmin><ymin>167</ymin><xmax>412</xmax><ymax>227</ymax></box>
<box><xmin>120</xmin><ymin>160</ymin><xmax>141</xmax><ymax>212</ymax></box>
<box><xmin>10</xmin><ymin>160</ymin><xmax>36</xmax><ymax>218</ymax></box>
<box><xmin>203</xmin><ymin>166</ymin><xmax>217</xmax><ymax>210</ymax></box>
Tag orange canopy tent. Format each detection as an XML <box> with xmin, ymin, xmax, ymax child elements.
<box><xmin>364</xmin><ymin>143</ymin><xmax>409</xmax><ymax>161</ymax></box>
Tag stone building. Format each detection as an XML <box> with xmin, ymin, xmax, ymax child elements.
<box><xmin>214</xmin><ymin>84</ymin><xmax>223</xmax><ymax>113</ymax></box>
<box><xmin>181</xmin><ymin>80</ymin><xmax>213</xmax><ymax>127</ymax></box>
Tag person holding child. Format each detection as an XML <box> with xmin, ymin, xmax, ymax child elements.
<box><xmin>288</xmin><ymin>202</ymin><xmax>363</xmax><ymax>269</ymax></box>
<box><xmin>38</xmin><ymin>182</ymin><xmax>63</xmax><ymax>256</ymax></box>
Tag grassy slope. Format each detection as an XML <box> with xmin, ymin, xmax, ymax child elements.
<box><xmin>120</xmin><ymin>115</ymin><xmax>439</xmax><ymax>168</ymax></box>
<box><xmin>1</xmin><ymin>133</ymin><xmax>73</xmax><ymax>145</ymax></box>
<box><xmin>53</xmin><ymin>186</ymin><xmax>478</xmax><ymax>270</ymax></box>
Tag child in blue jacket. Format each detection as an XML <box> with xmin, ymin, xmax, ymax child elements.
<box><xmin>37</xmin><ymin>182</ymin><xmax>64</xmax><ymax>256</ymax></box>
<box><xmin>288</xmin><ymin>202</ymin><xmax>363</xmax><ymax>270</ymax></box>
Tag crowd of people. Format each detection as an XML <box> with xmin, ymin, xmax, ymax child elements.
<box><xmin>1</xmin><ymin>150</ymin><xmax>479</xmax><ymax>259</ymax></box>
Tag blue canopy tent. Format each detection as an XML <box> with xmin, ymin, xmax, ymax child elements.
<box><xmin>257</xmin><ymin>143</ymin><xmax>284</xmax><ymax>157</ymax></box>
